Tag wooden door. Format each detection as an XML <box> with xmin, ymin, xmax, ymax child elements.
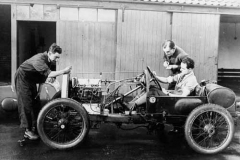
<box><xmin>57</xmin><ymin>21</ymin><xmax>116</xmax><ymax>80</ymax></box>
<box><xmin>172</xmin><ymin>13</ymin><xmax>220</xmax><ymax>82</ymax></box>
<box><xmin>115</xmin><ymin>10</ymin><xmax>172</xmax><ymax>80</ymax></box>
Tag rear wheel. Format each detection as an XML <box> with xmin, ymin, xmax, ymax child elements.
<box><xmin>37</xmin><ymin>98</ymin><xmax>90</xmax><ymax>149</ymax></box>
<box><xmin>185</xmin><ymin>103</ymin><xmax>234</xmax><ymax>154</ymax></box>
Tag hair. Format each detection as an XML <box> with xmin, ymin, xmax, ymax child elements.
<box><xmin>162</xmin><ymin>40</ymin><xmax>176</xmax><ymax>49</ymax></box>
<box><xmin>49</xmin><ymin>43</ymin><xmax>62</xmax><ymax>54</ymax></box>
<box><xmin>182</xmin><ymin>57</ymin><xmax>195</xmax><ymax>69</ymax></box>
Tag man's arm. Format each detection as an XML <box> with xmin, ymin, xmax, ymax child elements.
<box><xmin>166</xmin><ymin>64</ymin><xmax>179</xmax><ymax>70</ymax></box>
<box><xmin>48</xmin><ymin>66</ymin><xmax>72</xmax><ymax>78</ymax></box>
<box><xmin>169</xmin><ymin>54</ymin><xmax>188</xmax><ymax>70</ymax></box>
<box><xmin>48</xmin><ymin>70</ymin><xmax>65</xmax><ymax>78</ymax></box>
<box><xmin>155</xmin><ymin>76</ymin><xmax>172</xmax><ymax>84</ymax></box>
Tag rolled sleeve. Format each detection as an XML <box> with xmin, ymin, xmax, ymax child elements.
<box><xmin>167</xmin><ymin>76</ymin><xmax>174</xmax><ymax>83</ymax></box>
<box><xmin>170</xmin><ymin>74</ymin><xmax>180</xmax><ymax>83</ymax></box>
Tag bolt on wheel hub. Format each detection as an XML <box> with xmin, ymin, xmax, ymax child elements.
<box><xmin>204</xmin><ymin>124</ymin><xmax>215</xmax><ymax>137</ymax></box>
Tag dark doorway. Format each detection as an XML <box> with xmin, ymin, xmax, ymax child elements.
<box><xmin>17</xmin><ymin>21</ymin><xmax>56</xmax><ymax>67</ymax></box>
<box><xmin>0</xmin><ymin>5</ymin><xmax>11</xmax><ymax>85</ymax></box>
<box><xmin>218</xmin><ymin>15</ymin><xmax>240</xmax><ymax>96</ymax></box>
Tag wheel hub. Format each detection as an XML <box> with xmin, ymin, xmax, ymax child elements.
<box><xmin>58</xmin><ymin>119</ymin><xmax>68</xmax><ymax>130</ymax></box>
<box><xmin>204</xmin><ymin>124</ymin><xmax>215</xmax><ymax>137</ymax></box>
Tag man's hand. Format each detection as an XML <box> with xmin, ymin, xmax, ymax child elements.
<box><xmin>162</xmin><ymin>88</ymin><xmax>169</xmax><ymax>95</ymax></box>
<box><xmin>152</xmin><ymin>71</ymin><xmax>157</xmax><ymax>76</ymax></box>
<box><xmin>63</xmin><ymin>66</ymin><xmax>72</xmax><ymax>74</ymax></box>
<box><xmin>46</xmin><ymin>77</ymin><xmax>55</xmax><ymax>83</ymax></box>
<box><xmin>163</xmin><ymin>61</ymin><xmax>169</xmax><ymax>68</ymax></box>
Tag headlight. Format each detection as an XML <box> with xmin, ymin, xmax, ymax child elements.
<box><xmin>149</xmin><ymin>97</ymin><xmax>156</xmax><ymax>103</ymax></box>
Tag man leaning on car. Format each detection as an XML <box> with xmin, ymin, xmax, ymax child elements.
<box><xmin>14</xmin><ymin>43</ymin><xmax>72</xmax><ymax>140</ymax></box>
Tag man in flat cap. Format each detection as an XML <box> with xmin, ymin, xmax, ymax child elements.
<box><xmin>14</xmin><ymin>43</ymin><xmax>72</xmax><ymax>140</ymax></box>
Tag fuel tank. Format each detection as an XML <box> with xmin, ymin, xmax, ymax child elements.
<box><xmin>205</xmin><ymin>83</ymin><xmax>236</xmax><ymax>109</ymax></box>
<box><xmin>1</xmin><ymin>97</ymin><xmax>18</xmax><ymax>112</ymax></box>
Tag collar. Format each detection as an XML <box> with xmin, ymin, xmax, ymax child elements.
<box><xmin>46</xmin><ymin>52</ymin><xmax>51</xmax><ymax>63</ymax></box>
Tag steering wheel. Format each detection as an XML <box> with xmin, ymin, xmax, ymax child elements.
<box><xmin>146</xmin><ymin>66</ymin><xmax>162</xmax><ymax>91</ymax></box>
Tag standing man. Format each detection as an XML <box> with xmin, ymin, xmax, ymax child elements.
<box><xmin>162</xmin><ymin>40</ymin><xmax>188</xmax><ymax>90</ymax></box>
<box><xmin>15</xmin><ymin>43</ymin><xmax>72</xmax><ymax>140</ymax></box>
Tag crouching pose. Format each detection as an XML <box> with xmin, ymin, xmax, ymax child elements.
<box><xmin>125</xmin><ymin>57</ymin><xmax>198</xmax><ymax>110</ymax></box>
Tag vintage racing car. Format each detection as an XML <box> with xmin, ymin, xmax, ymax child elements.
<box><xmin>35</xmin><ymin>66</ymin><xmax>238</xmax><ymax>154</ymax></box>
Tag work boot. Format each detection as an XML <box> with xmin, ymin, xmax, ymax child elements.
<box><xmin>32</xmin><ymin>126</ymin><xmax>38</xmax><ymax>135</ymax></box>
<box><xmin>24</xmin><ymin>129</ymin><xmax>39</xmax><ymax>140</ymax></box>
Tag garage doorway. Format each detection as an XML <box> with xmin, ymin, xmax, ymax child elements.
<box><xmin>0</xmin><ymin>5</ymin><xmax>11</xmax><ymax>85</ymax></box>
<box><xmin>218</xmin><ymin>15</ymin><xmax>240</xmax><ymax>95</ymax></box>
<box><xmin>17</xmin><ymin>21</ymin><xmax>56</xmax><ymax>68</ymax></box>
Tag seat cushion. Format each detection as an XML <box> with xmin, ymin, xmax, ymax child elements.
<box><xmin>174</xmin><ymin>98</ymin><xmax>205</xmax><ymax>115</ymax></box>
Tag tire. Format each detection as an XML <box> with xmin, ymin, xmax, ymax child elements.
<box><xmin>37</xmin><ymin>98</ymin><xmax>90</xmax><ymax>149</ymax></box>
<box><xmin>185</xmin><ymin>103</ymin><xmax>234</xmax><ymax>154</ymax></box>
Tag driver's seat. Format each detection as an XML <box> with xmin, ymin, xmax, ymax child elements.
<box><xmin>188</xmin><ymin>84</ymin><xmax>206</xmax><ymax>96</ymax></box>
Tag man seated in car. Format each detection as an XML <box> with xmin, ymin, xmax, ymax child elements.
<box><xmin>125</xmin><ymin>57</ymin><xmax>198</xmax><ymax>111</ymax></box>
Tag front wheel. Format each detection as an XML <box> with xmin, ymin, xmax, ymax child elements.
<box><xmin>185</xmin><ymin>104</ymin><xmax>234</xmax><ymax>154</ymax></box>
<box><xmin>37</xmin><ymin>98</ymin><xmax>90</xmax><ymax>149</ymax></box>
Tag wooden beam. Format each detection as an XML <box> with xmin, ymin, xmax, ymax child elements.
<box><xmin>11</xmin><ymin>4</ymin><xmax>17</xmax><ymax>86</ymax></box>
<box><xmin>167</xmin><ymin>10</ymin><xmax>240</xmax><ymax>16</ymax></box>
<box><xmin>1</xmin><ymin>0</ymin><xmax>240</xmax><ymax>15</ymax></box>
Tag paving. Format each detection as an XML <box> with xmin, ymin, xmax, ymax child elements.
<box><xmin>0</xmin><ymin>118</ymin><xmax>240</xmax><ymax>160</ymax></box>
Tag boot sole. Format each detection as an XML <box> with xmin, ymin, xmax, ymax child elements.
<box><xmin>24</xmin><ymin>134</ymin><xmax>39</xmax><ymax>140</ymax></box>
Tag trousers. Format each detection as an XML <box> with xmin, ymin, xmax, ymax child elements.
<box><xmin>14</xmin><ymin>69</ymin><xmax>41</xmax><ymax>129</ymax></box>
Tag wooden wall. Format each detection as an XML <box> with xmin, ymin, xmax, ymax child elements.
<box><xmin>115</xmin><ymin>10</ymin><xmax>171</xmax><ymax>80</ymax></box>
<box><xmin>57</xmin><ymin>21</ymin><xmax>116</xmax><ymax>80</ymax></box>
<box><xmin>12</xmin><ymin>3</ymin><xmax>221</xmax><ymax>85</ymax></box>
<box><xmin>172</xmin><ymin>13</ymin><xmax>220</xmax><ymax>82</ymax></box>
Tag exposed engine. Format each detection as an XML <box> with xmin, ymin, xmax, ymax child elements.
<box><xmin>69</xmin><ymin>77</ymin><xmax>102</xmax><ymax>103</ymax></box>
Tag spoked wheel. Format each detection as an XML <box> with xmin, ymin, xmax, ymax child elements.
<box><xmin>37</xmin><ymin>98</ymin><xmax>90</xmax><ymax>149</ymax></box>
<box><xmin>185</xmin><ymin>104</ymin><xmax>234</xmax><ymax>154</ymax></box>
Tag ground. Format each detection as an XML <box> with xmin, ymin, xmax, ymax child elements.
<box><xmin>0</xmin><ymin>119</ymin><xmax>240</xmax><ymax>160</ymax></box>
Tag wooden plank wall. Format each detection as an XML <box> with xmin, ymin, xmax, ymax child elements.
<box><xmin>115</xmin><ymin>10</ymin><xmax>172</xmax><ymax>81</ymax></box>
<box><xmin>57</xmin><ymin>21</ymin><xmax>116</xmax><ymax>80</ymax></box>
<box><xmin>14</xmin><ymin>3</ymin><xmax>220</xmax><ymax>85</ymax></box>
<box><xmin>172</xmin><ymin>13</ymin><xmax>220</xmax><ymax>82</ymax></box>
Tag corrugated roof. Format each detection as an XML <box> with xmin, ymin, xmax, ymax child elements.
<box><xmin>139</xmin><ymin>0</ymin><xmax>240</xmax><ymax>7</ymax></box>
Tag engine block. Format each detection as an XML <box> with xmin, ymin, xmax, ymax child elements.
<box><xmin>69</xmin><ymin>78</ymin><xmax>102</xmax><ymax>103</ymax></box>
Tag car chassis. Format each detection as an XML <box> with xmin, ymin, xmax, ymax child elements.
<box><xmin>36</xmin><ymin>66</ymin><xmax>238</xmax><ymax>154</ymax></box>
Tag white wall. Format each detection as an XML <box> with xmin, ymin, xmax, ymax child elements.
<box><xmin>218</xmin><ymin>23</ymin><xmax>240</xmax><ymax>69</ymax></box>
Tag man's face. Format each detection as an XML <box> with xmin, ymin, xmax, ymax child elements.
<box><xmin>163</xmin><ymin>46</ymin><xmax>175</xmax><ymax>57</ymax></box>
<box><xmin>48</xmin><ymin>52</ymin><xmax>61</xmax><ymax>63</ymax></box>
<box><xmin>180</xmin><ymin>62</ymin><xmax>191</xmax><ymax>75</ymax></box>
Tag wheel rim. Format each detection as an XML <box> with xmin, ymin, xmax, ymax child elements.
<box><xmin>43</xmin><ymin>104</ymin><xmax>84</xmax><ymax>144</ymax></box>
<box><xmin>190</xmin><ymin>110</ymin><xmax>230</xmax><ymax>150</ymax></box>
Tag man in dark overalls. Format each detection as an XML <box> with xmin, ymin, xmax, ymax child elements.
<box><xmin>162</xmin><ymin>40</ymin><xmax>188</xmax><ymax>90</ymax></box>
<box><xmin>15</xmin><ymin>43</ymin><xmax>72</xmax><ymax>140</ymax></box>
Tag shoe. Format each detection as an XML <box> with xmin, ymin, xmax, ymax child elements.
<box><xmin>24</xmin><ymin>130</ymin><xmax>39</xmax><ymax>140</ymax></box>
<box><xmin>32</xmin><ymin>126</ymin><xmax>38</xmax><ymax>135</ymax></box>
